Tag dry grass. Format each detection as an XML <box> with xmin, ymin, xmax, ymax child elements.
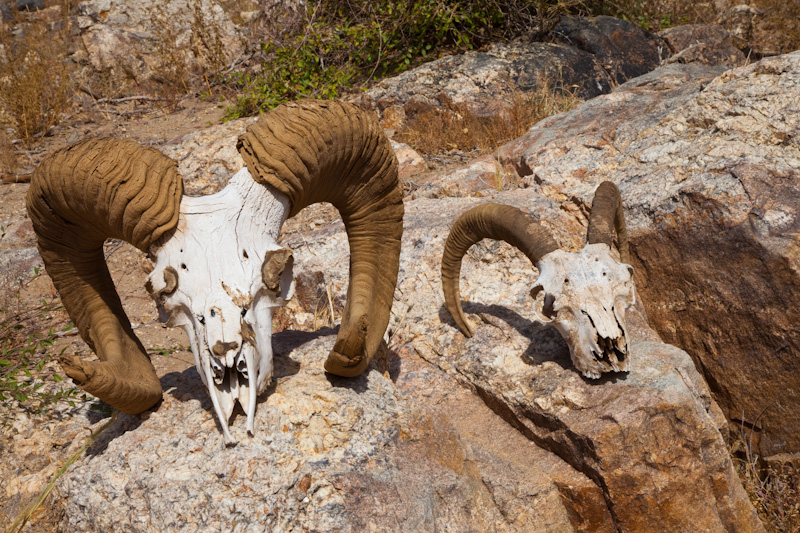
<box><xmin>591</xmin><ymin>0</ymin><xmax>713</xmax><ymax>31</ymax></box>
<box><xmin>395</xmin><ymin>81</ymin><xmax>581</xmax><ymax>155</ymax></box>
<box><xmin>0</xmin><ymin>15</ymin><xmax>73</xmax><ymax>144</ymax></box>
<box><xmin>149</xmin><ymin>0</ymin><xmax>230</xmax><ymax>102</ymax></box>
<box><xmin>748</xmin><ymin>0</ymin><xmax>800</xmax><ymax>55</ymax></box>
<box><xmin>732</xmin><ymin>428</ymin><xmax>800</xmax><ymax>532</ymax></box>
<box><xmin>311</xmin><ymin>284</ymin><xmax>340</xmax><ymax>331</ymax></box>
<box><xmin>0</xmin><ymin>129</ymin><xmax>16</xmax><ymax>175</ymax></box>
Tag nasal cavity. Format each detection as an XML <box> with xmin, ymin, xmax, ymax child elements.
<box><xmin>211</xmin><ymin>340</ymin><xmax>240</xmax><ymax>357</ymax></box>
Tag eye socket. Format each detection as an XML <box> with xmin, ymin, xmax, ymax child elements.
<box><xmin>210</xmin><ymin>309</ymin><xmax>216</xmax><ymax>318</ymax></box>
<box><xmin>198</xmin><ymin>315</ymin><xmax>205</xmax><ymax>325</ymax></box>
<box><xmin>241</xmin><ymin>307</ymin><xmax>248</xmax><ymax>317</ymax></box>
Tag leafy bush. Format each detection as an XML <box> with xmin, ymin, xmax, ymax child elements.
<box><xmin>0</xmin><ymin>301</ymin><xmax>82</xmax><ymax>424</ymax></box>
<box><xmin>227</xmin><ymin>0</ymin><xmax>585</xmax><ymax>118</ymax></box>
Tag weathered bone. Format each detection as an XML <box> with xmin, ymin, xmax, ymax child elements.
<box><xmin>441</xmin><ymin>182</ymin><xmax>636</xmax><ymax>379</ymax></box>
<box><xmin>262</xmin><ymin>248</ymin><xmax>294</xmax><ymax>293</ymax></box>
<box><xmin>530</xmin><ymin>244</ymin><xmax>635</xmax><ymax>378</ymax></box>
<box><xmin>147</xmin><ymin>167</ymin><xmax>291</xmax><ymax>446</ymax></box>
<box><xmin>27</xmin><ymin>100</ymin><xmax>403</xmax><ymax>446</ymax></box>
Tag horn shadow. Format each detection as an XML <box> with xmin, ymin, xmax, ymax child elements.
<box><xmin>437</xmin><ymin>302</ymin><xmax>572</xmax><ymax>371</ymax></box>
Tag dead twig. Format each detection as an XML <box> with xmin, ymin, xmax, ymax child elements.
<box><xmin>93</xmin><ymin>95</ymin><xmax>163</xmax><ymax>105</ymax></box>
<box><xmin>1</xmin><ymin>173</ymin><xmax>32</xmax><ymax>184</ymax></box>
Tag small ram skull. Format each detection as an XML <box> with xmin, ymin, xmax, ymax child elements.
<box><xmin>26</xmin><ymin>100</ymin><xmax>403</xmax><ymax>445</ymax></box>
<box><xmin>441</xmin><ymin>182</ymin><xmax>635</xmax><ymax>379</ymax></box>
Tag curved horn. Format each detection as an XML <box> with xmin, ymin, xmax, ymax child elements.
<box><xmin>26</xmin><ymin>138</ymin><xmax>183</xmax><ymax>413</ymax></box>
<box><xmin>586</xmin><ymin>181</ymin><xmax>629</xmax><ymax>263</ymax></box>
<box><xmin>441</xmin><ymin>204</ymin><xmax>559</xmax><ymax>337</ymax></box>
<box><xmin>237</xmin><ymin>100</ymin><xmax>403</xmax><ymax>377</ymax></box>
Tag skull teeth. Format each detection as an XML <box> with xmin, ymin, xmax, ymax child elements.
<box><xmin>592</xmin><ymin>334</ymin><xmax>629</xmax><ymax>375</ymax></box>
<box><xmin>210</xmin><ymin>356</ymin><xmax>225</xmax><ymax>384</ymax></box>
<box><xmin>236</xmin><ymin>352</ymin><xmax>248</xmax><ymax>378</ymax></box>
<box><xmin>203</xmin><ymin>347</ymin><xmax>260</xmax><ymax>446</ymax></box>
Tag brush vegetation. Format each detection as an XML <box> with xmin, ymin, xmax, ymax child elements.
<box><xmin>0</xmin><ymin>299</ymin><xmax>83</xmax><ymax>426</ymax></box>
<box><xmin>226</xmin><ymin>0</ymin><xmax>587</xmax><ymax>117</ymax></box>
<box><xmin>0</xmin><ymin>9</ymin><xmax>73</xmax><ymax>145</ymax></box>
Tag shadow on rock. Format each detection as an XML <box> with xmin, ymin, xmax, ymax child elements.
<box><xmin>85</xmin><ymin>412</ymin><xmax>146</xmax><ymax>458</ymax></box>
<box><xmin>437</xmin><ymin>301</ymin><xmax>573</xmax><ymax>371</ymax></box>
<box><xmin>272</xmin><ymin>327</ymin><xmax>338</xmax><ymax>359</ymax></box>
<box><xmin>163</xmin><ymin>366</ymin><xmax>208</xmax><ymax>405</ymax></box>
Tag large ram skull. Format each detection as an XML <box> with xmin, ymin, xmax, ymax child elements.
<box><xmin>26</xmin><ymin>100</ymin><xmax>404</xmax><ymax>445</ymax></box>
<box><xmin>441</xmin><ymin>182</ymin><xmax>635</xmax><ymax>379</ymax></box>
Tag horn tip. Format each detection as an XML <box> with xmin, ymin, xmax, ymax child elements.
<box><xmin>323</xmin><ymin>351</ymin><xmax>370</xmax><ymax>377</ymax></box>
<box><xmin>59</xmin><ymin>355</ymin><xmax>92</xmax><ymax>384</ymax></box>
<box><xmin>325</xmin><ymin>315</ymin><xmax>370</xmax><ymax>377</ymax></box>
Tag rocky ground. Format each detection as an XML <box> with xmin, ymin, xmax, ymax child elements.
<box><xmin>2</xmin><ymin>2</ymin><xmax>799</xmax><ymax>531</ymax></box>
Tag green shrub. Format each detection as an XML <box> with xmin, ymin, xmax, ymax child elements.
<box><xmin>226</xmin><ymin>0</ymin><xmax>589</xmax><ymax>118</ymax></box>
<box><xmin>0</xmin><ymin>301</ymin><xmax>83</xmax><ymax>424</ymax></box>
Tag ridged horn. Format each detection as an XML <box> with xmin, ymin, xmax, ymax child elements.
<box><xmin>237</xmin><ymin>100</ymin><xmax>403</xmax><ymax>377</ymax></box>
<box><xmin>26</xmin><ymin>138</ymin><xmax>183</xmax><ymax>413</ymax></box>
<box><xmin>586</xmin><ymin>181</ymin><xmax>629</xmax><ymax>263</ymax></box>
<box><xmin>441</xmin><ymin>204</ymin><xmax>560</xmax><ymax>337</ymax></box>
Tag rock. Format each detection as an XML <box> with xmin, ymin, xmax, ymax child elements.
<box><xmin>497</xmin><ymin>52</ymin><xmax>800</xmax><ymax>459</ymax></box>
<box><xmin>361</xmin><ymin>16</ymin><xmax>672</xmax><ymax>130</ymax></box>
<box><xmin>52</xmin><ymin>142</ymin><xmax>762</xmax><ymax>531</ymax></box>
<box><xmin>55</xmin><ymin>332</ymin><xmax>609</xmax><ymax>531</ymax></box>
<box><xmin>713</xmin><ymin>0</ymin><xmax>800</xmax><ymax>57</ymax></box>
<box><xmin>659</xmin><ymin>24</ymin><xmax>747</xmax><ymax>67</ymax></box>
<box><xmin>1</xmin><ymin>3</ymin><xmax>13</xmax><ymax>22</ymax></box>
<box><xmin>75</xmin><ymin>0</ymin><xmax>246</xmax><ymax>89</ymax></box>
<box><xmin>389</xmin><ymin>140</ymin><xmax>425</xmax><ymax>181</ymax></box>
<box><xmin>363</xmin><ymin>40</ymin><xmax>611</xmax><ymax>123</ymax></box>
<box><xmin>160</xmin><ymin>116</ymin><xmax>256</xmax><ymax>195</ymax></box>
<box><xmin>410</xmin><ymin>156</ymin><xmax>507</xmax><ymax>199</ymax></box>
<box><xmin>551</xmin><ymin>16</ymin><xmax>669</xmax><ymax>85</ymax></box>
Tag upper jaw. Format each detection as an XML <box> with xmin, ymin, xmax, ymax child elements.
<box><xmin>200</xmin><ymin>346</ymin><xmax>258</xmax><ymax>447</ymax></box>
<box><xmin>553</xmin><ymin>315</ymin><xmax>630</xmax><ymax>380</ymax></box>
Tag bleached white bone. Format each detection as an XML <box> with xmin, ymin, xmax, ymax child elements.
<box><xmin>531</xmin><ymin>244</ymin><xmax>635</xmax><ymax>379</ymax></box>
<box><xmin>146</xmin><ymin>167</ymin><xmax>295</xmax><ymax>446</ymax></box>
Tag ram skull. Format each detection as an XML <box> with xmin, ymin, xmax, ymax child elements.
<box><xmin>26</xmin><ymin>100</ymin><xmax>404</xmax><ymax>445</ymax></box>
<box><xmin>441</xmin><ymin>182</ymin><xmax>635</xmax><ymax>378</ymax></box>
